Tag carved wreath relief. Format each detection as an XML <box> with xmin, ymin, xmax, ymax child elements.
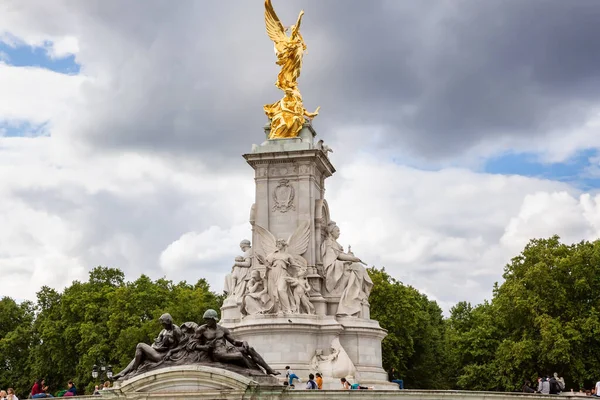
<box><xmin>272</xmin><ymin>179</ymin><xmax>295</xmax><ymax>213</ymax></box>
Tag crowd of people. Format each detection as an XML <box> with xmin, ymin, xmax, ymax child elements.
<box><xmin>283</xmin><ymin>366</ymin><xmax>395</xmax><ymax>390</ymax></box>
<box><xmin>0</xmin><ymin>379</ymin><xmax>111</xmax><ymax>398</ymax></box>
<box><xmin>522</xmin><ymin>373</ymin><xmax>600</xmax><ymax>396</ymax></box>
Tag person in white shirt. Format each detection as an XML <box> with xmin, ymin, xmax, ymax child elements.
<box><xmin>537</xmin><ymin>377</ymin><xmax>550</xmax><ymax>394</ymax></box>
<box><xmin>7</xmin><ymin>388</ymin><xmax>18</xmax><ymax>400</ymax></box>
<box><xmin>595</xmin><ymin>380</ymin><xmax>600</xmax><ymax>397</ymax></box>
<box><xmin>285</xmin><ymin>366</ymin><xmax>301</xmax><ymax>387</ymax></box>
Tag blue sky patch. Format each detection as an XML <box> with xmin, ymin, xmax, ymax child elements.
<box><xmin>0</xmin><ymin>41</ymin><xmax>80</xmax><ymax>74</ymax></box>
<box><xmin>484</xmin><ymin>149</ymin><xmax>600</xmax><ymax>191</ymax></box>
<box><xmin>0</xmin><ymin>121</ymin><xmax>50</xmax><ymax>138</ymax></box>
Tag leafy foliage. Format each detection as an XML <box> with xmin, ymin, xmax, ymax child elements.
<box><xmin>368</xmin><ymin>267</ymin><xmax>449</xmax><ymax>389</ymax></box>
<box><xmin>4</xmin><ymin>236</ymin><xmax>600</xmax><ymax>395</ymax></box>
<box><xmin>0</xmin><ymin>267</ymin><xmax>222</xmax><ymax>398</ymax></box>
<box><xmin>447</xmin><ymin>236</ymin><xmax>600</xmax><ymax>391</ymax></box>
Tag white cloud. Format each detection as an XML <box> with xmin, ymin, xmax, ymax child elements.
<box><xmin>1</xmin><ymin>1</ymin><xmax>600</xmax><ymax>315</ymax></box>
<box><xmin>0</xmin><ymin>63</ymin><xmax>85</xmax><ymax>125</ymax></box>
<box><xmin>46</xmin><ymin>36</ymin><xmax>79</xmax><ymax>59</ymax></box>
<box><xmin>3</xmin><ymin>130</ymin><xmax>600</xmax><ymax>310</ymax></box>
<box><xmin>322</xmin><ymin>155</ymin><xmax>600</xmax><ymax>308</ymax></box>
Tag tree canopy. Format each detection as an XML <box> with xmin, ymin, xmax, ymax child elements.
<box><xmin>446</xmin><ymin>236</ymin><xmax>600</xmax><ymax>391</ymax></box>
<box><xmin>0</xmin><ymin>267</ymin><xmax>222</xmax><ymax>398</ymax></box>
<box><xmin>3</xmin><ymin>235</ymin><xmax>600</xmax><ymax>395</ymax></box>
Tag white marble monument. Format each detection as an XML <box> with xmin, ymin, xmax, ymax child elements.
<box><xmin>220</xmin><ymin>123</ymin><xmax>395</xmax><ymax>389</ymax></box>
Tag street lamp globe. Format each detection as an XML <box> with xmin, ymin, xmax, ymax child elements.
<box><xmin>92</xmin><ymin>364</ymin><xmax>99</xmax><ymax>379</ymax></box>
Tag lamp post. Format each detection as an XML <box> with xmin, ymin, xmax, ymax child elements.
<box><xmin>92</xmin><ymin>364</ymin><xmax>113</xmax><ymax>382</ymax></box>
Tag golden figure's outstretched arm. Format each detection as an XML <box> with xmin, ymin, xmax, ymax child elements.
<box><xmin>265</xmin><ymin>0</ymin><xmax>287</xmax><ymax>54</ymax></box>
<box><xmin>293</xmin><ymin>10</ymin><xmax>304</xmax><ymax>36</ymax></box>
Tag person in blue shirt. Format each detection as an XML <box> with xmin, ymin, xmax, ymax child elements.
<box><xmin>64</xmin><ymin>381</ymin><xmax>76</xmax><ymax>397</ymax></box>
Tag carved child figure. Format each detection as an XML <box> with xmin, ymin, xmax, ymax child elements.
<box><xmin>289</xmin><ymin>268</ymin><xmax>315</xmax><ymax>314</ymax></box>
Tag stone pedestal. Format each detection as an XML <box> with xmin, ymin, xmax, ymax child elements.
<box><xmin>221</xmin><ymin>313</ymin><xmax>394</xmax><ymax>390</ymax></box>
<box><xmin>244</xmin><ymin>125</ymin><xmax>335</xmax><ymax>270</ymax></box>
<box><xmin>221</xmin><ymin>122</ymin><xmax>393</xmax><ymax>390</ymax></box>
<box><xmin>223</xmin><ymin>314</ymin><xmax>341</xmax><ymax>375</ymax></box>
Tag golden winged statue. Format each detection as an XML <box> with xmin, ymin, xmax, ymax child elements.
<box><xmin>263</xmin><ymin>0</ymin><xmax>320</xmax><ymax>139</ymax></box>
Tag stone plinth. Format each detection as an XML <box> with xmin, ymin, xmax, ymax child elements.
<box><xmin>105</xmin><ymin>365</ymin><xmax>277</xmax><ymax>398</ymax></box>
<box><xmin>222</xmin><ymin>314</ymin><xmax>341</xmax><ymax>377</ymax></box>
<box><xmin>220</xmin><ymin>124</ymin><xmax>393</xmax><ymax>389</ymax></box>
<box><xmin>243</xmin><ymin>126</ymin><xmax>335</xmax><ymax>271</ymax></box>
<box><xmin>221</xmin><ymin>313</ymin><xmax>395</xmax><ymax>390</ymax></box>
<box><xmin>100</xmin><ymin>365</ymin><xmax>577</xmax><ymax>398</ymax></box>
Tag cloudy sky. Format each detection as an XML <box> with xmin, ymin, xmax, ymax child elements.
<box><xmin>2</xmin><ymin>0</ymin><xmax>600</xmax><ymax>312</ymax></box>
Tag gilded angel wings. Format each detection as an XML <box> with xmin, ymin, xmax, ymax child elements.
<box><xmin>264</xmin><ymin>0</ymin><xmax>304</xmax><ymax>55</ymax></box>
<box><xmin>253</xmin><ymin>221</ymin><xmax>310</xmax><ymax>269</ymax></box>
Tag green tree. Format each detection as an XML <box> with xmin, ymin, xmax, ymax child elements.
<box><xmin>0</xmin><ymin>266</ymin><xmax>223</xmax><ymax>396</ymax></box>
<box><xmin>368</xmin><ymin>267</ymin><xmax>449</xmax><ymax>389</ymax></box>
<box><xmin>0</xmin><ymin>297</ymin><xmax>35</xmax><ymax>398</ymax></box>
<box><xmin>448</xmin><ymin>236</ymin><xmax>600</xmax><ymax>391</ymax></box>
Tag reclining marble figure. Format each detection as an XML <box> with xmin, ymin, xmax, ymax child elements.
<box><xmin>112</xmin><ymin>313</ymin><xmax>181</xmax><ymax>380</ymax></box>
<box><xmin>186</xmin><ymin>309</ymin><xmax>279</xmax><ymax>375</ymax></box>
<box><xmin>113</xmin><ymin>310</ymin><xmax>279</xmax><ymax>380</ymax></box>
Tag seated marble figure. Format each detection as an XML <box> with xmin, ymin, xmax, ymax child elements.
<box><xmin>112</xmin><ymin>313</ymin><xmax>181</xmax><ymax>380</ymax></box>
<box><xmin>113</xmin><ymin>310</ymin><xmax>278</xmax><ymax>380</ymax></box>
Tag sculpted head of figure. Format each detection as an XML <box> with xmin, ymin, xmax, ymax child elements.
<box><xmin>327</xmin><ymin>221</ymin><xmax>340</xmax><ymax>240</ymax></box>
<box><xmin>250</xmin><ymin>270</ymin><xmax>261</xmax><ymax>281</ymax></box>
<box><xmin>203</xmin><ymin>309</ymin><xmax>219</xmax><ymax>327</ymax></box>
<box><xmin>240</xmin><ymin>239</ymin><xmax>251</xmax><ymax>251</ymax></box>
<box><xmin>276</xmin><ymin>239</ymin><xmax>288</xmax><ymax>250</ymax></box>
<box><xmin>158</xmin><ymin>313</ymin><xmax>173</xmax><ymax>329</ymax></box>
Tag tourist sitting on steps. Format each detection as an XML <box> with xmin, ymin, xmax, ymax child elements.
<box><xmin>388</xmin><ymin>367</ymin><xmax>404</xmax><ymax>389</ymax></box>
<box><xmin>522</xmin><ymin>380</ymin><xmax>535</xmax><ymax>393</ymax></box>
<box><xmin>6</xmin><ymin>388</ymin><xmax>17</xmax><ymax>400</ymax></box>
<box><xmin>31</xmin><ymin>379</ymin><xmax>53</xmax><ymax>398</ymax></box>
<box><xmin>63</xmin><ymin>381</ymin><xmax>77</xmax><ymax>397</ymax></box>
<box><xmin>537</xmin><ymin>376</ymin><xmax>550</xmax><ymax>394</ymax></box>
<box><xmin>315</xmin><ymin>373</ymin><xmax>323</xmax><ymax>390</ymax></box>
<box><xmin>306</xmin><ymin>374</ymin><xmax>318</xmax><ymax>390</ymax></box>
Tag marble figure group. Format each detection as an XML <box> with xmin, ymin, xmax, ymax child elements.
<box><xmin>112</xmin><ymin>310</ymin><xmax>279</xmax><ymax>381</ymax></box>
<box><xmin>224</xmin><ymin>219</ymin><xmax>373</xmax><ymax>319</ymax></box>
